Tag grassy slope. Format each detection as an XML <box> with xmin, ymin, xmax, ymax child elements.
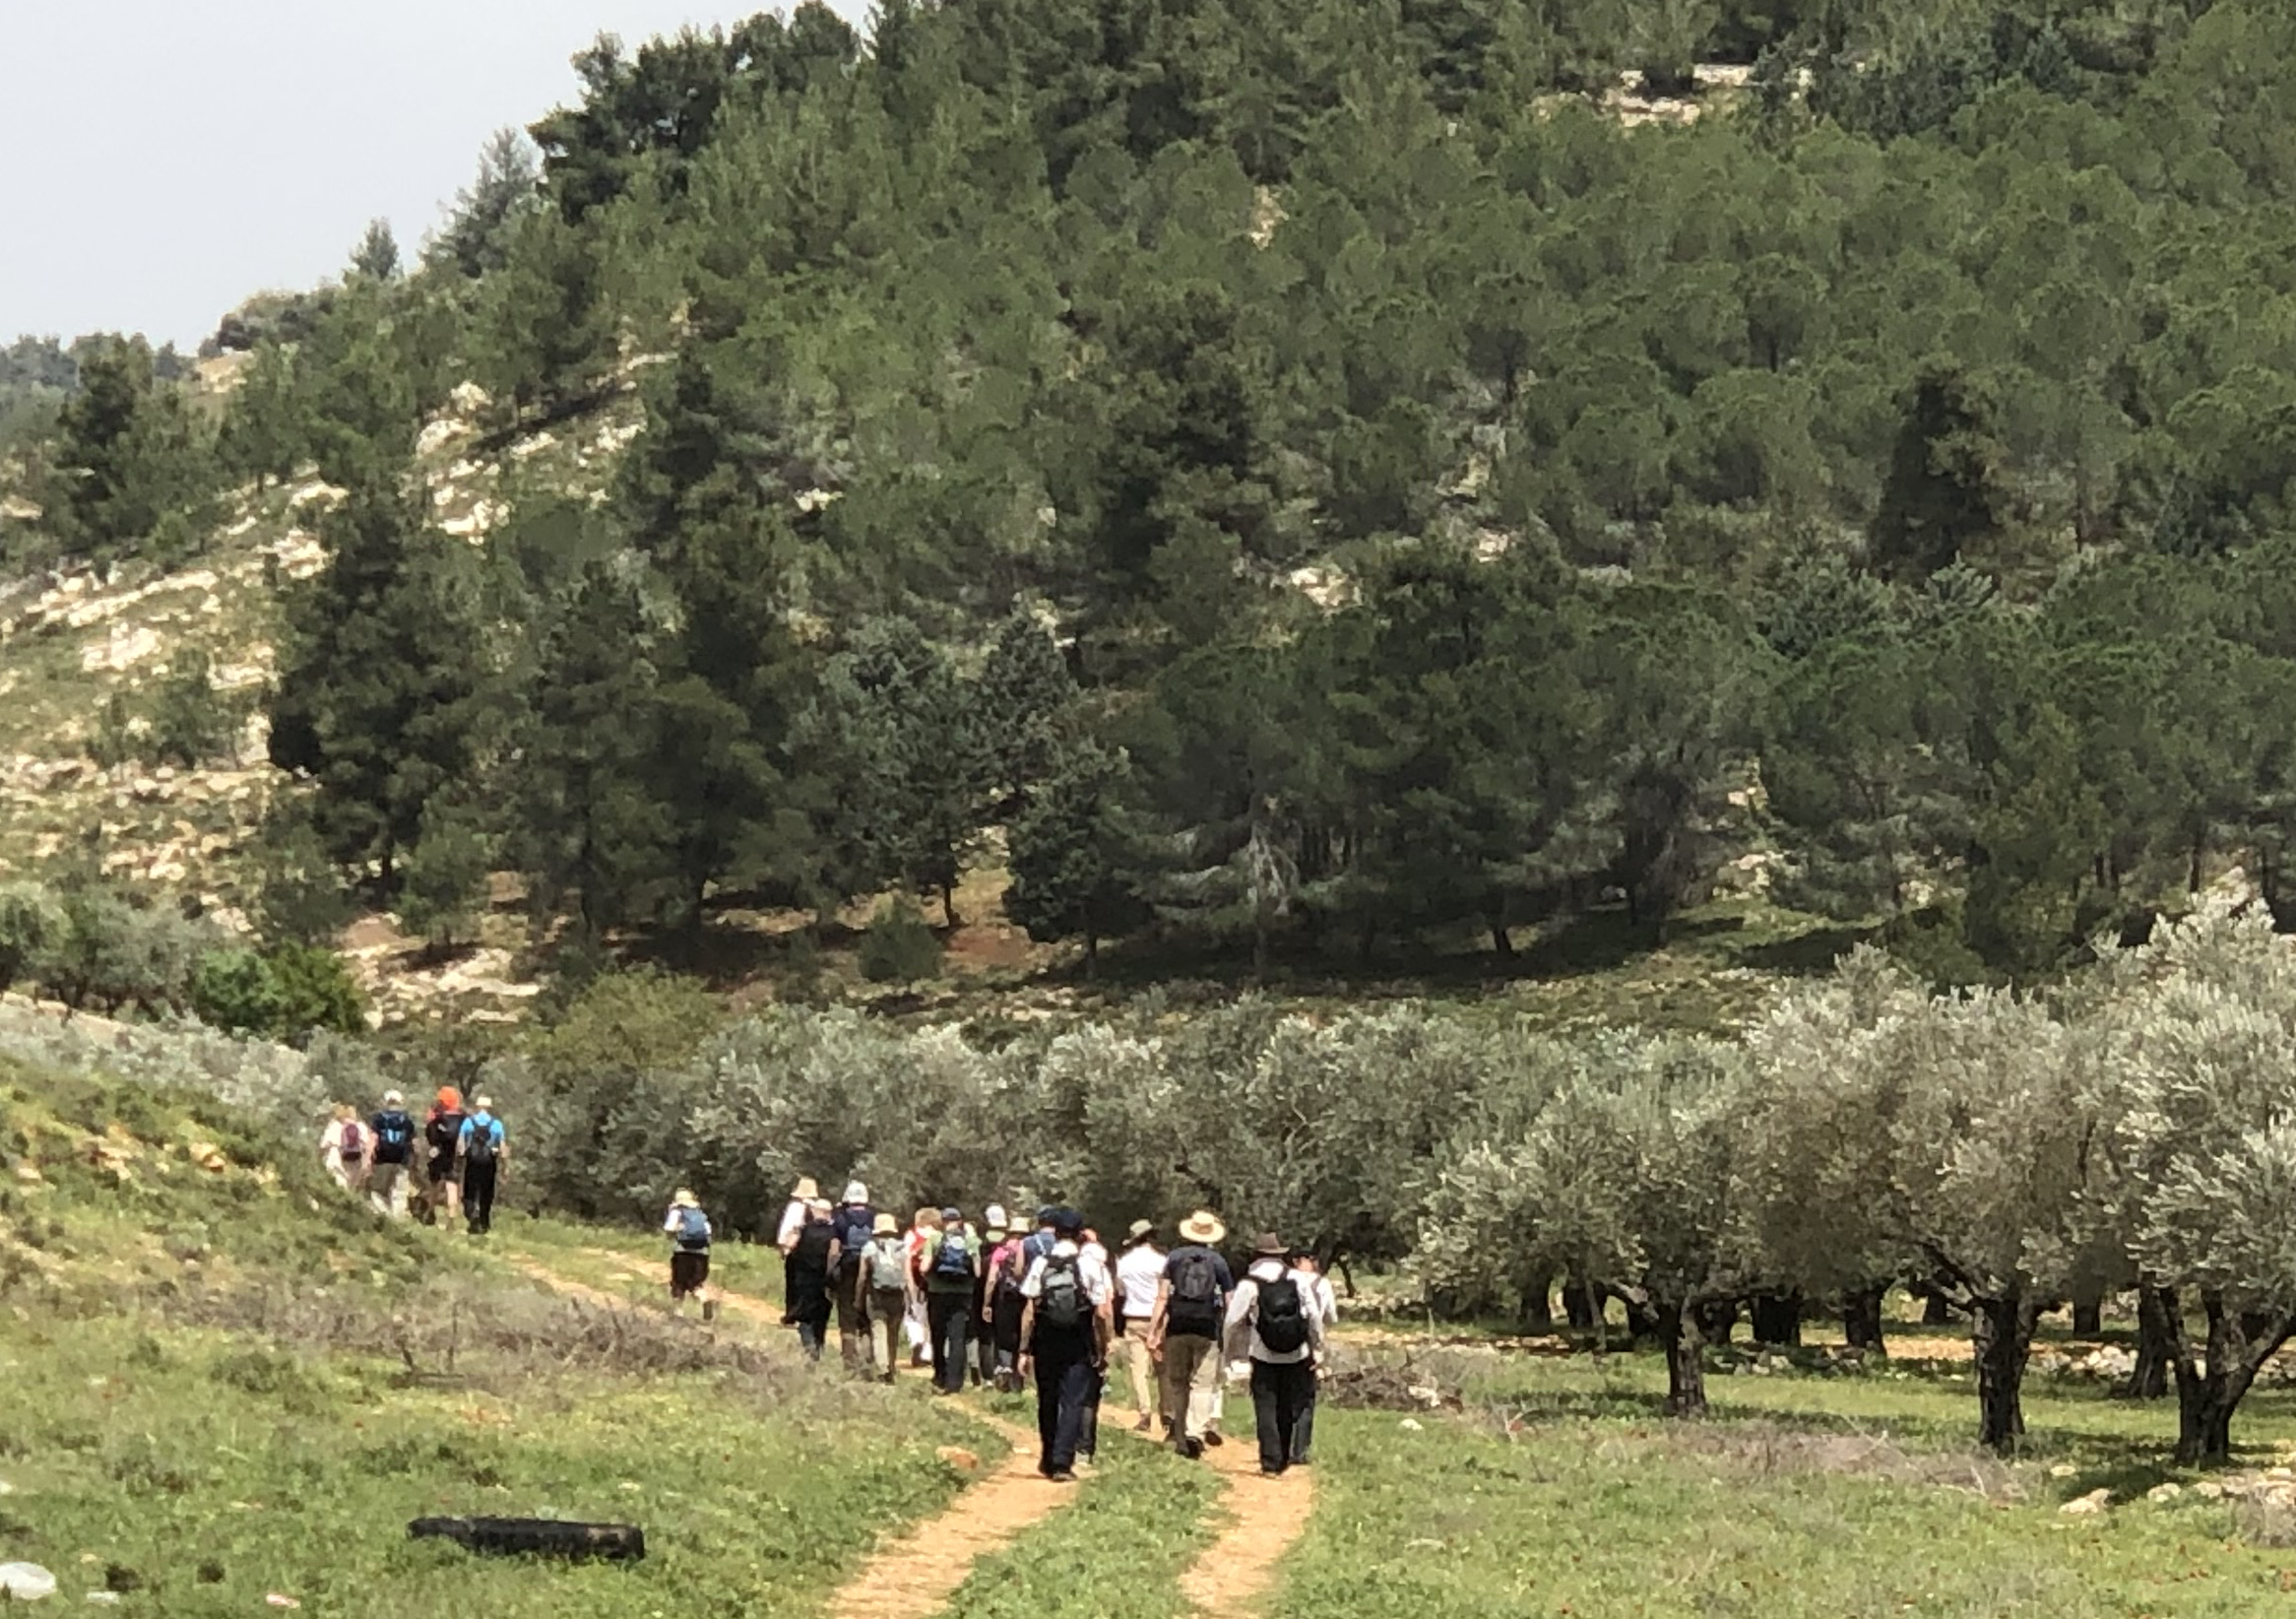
<box><xmin>1277</xmin><ymin>1350</ymin><xmax>2296</xmax><ymax>1619</ymax></box>
<box><xmin>0</xmin><ymin>1063</ymin><xmax>996</xmax><ymax>1619</ymax></box>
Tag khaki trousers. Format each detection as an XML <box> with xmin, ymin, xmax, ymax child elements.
<box><xmin>1159</xmin><ymin>1332</ymin><xmax>1223</xmax><ymax>1442</ymax></box>
<box><xmin>1121</xmin><ymin>1320</ymin><xmax>1160</xmax><ymax>1420</ymax></box>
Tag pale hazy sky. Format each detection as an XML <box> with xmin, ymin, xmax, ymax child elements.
<box><xmin>5</xmin><ymin>0</ymin><xmax>872</xmax><ymax>350</ymax></box>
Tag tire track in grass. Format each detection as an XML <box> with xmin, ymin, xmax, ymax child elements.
<box><xmin>515</xmin><ymin>1248</ymin><xmax>1089</xmax><ymax>1619</ymax></box>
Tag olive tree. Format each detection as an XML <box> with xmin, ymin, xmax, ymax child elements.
<box><xmin>1413</xmin><ymin>1032</ymin><xmax>1750</xmax><ymax>1416</ymax></box>
<box><xmin>2093</xmin><ymin>904</ymin><xmax>2296</xmax><ymax>1463</ymax></box>
<box><xmin>1755</xmin><ymin>953</ymin><xmax>2105</xmax><ymax>1452</ymax></box>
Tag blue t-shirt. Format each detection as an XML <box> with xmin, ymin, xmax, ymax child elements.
<box><xmin>459</xmin><ymin>1113</ymin><xmax>505</xmax><ymax>1155</ymax></box>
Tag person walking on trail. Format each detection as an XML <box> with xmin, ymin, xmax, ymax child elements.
<box><xmin>1017</xmin><ymin>1208</ymin><xmax>1114</xmax><ymax>1483</ymax></box>
<box><xmin>1227</xmin><ymin>1233</ymin><xmax>1328</xmax><ymax>1477</ymax></box>
<box><xmin>664</xmin><ymin>1189</ymin><xmax>717</xmax><ymax>1319</ymax></box>
<box><xmin>423</xmin><ymin>1087</ymin><xmax>466</xmax><ymax>1227</ymax></box>
<box><xmin>922</xmin><ymin>1205</ymin><xmax>980</xmax><ymax>1395</ymax></box>
<box><xmin>904</xmin><ymin>1207</ymin><xmax>940</xmax><ymax>1369</ymax></box>
<box><xmin>1116</xmin><ymin>1220</ymin><xmax>1166</xmax><ymax>1433</ymax></box>
<box><xmin>321</xmin><ymin>1104</ymin><xmax>367</xmax><ymax>1191</ymax></box>
<box><xmin>830</xmin><ymin>1182</ymin><xmax>875</xmax><ymax>1375</ymax></box>
<box><xmin>1078</xmin><ymin>1227</ymin><xmax>1111</xmax><ymax>1461</ymax></box>
<box><xmin>367</xmin><ymin>1090</ymin><xmax>418</xmax><ymax>1218</ymax></box>
<box><xmin>984</xmin><ymin>1219</ymin><xmax>1029</xmax><ymax>1392</ymax></box>
<box><xmin>1289</xmin><ymin>1251</ymin><xmax>1336</xmax><ymax>1464</ymax></box>
<box><xmin>778</xmin><ymin>1177</ymin><xmax>819</xmax><ymax>1325</ymax></box>
<box><xmin>458</xmin><ymin>1096</ymin><xmax>506</xmax><ymax>1236</ymax></box>
<box><xmin>1149</xmin><ymin>1209</ymin><xmax>1235</xmax><ymax>1457</ymax></box>
<box><xmin>788</xmin><ymin>1198</ymin><xmax>838</xmax><ymax>1359</ymax></box>
<box><xmin>973</xmin><ymin>1212</ymin><xmax>1007</xmax><ymax>1389</ymax></box>
<box><xmin>1022</xmin><ymin>1206</ymin><xmax>1057</xmax><ymax>1264</ymax></box>
<box><xmin>858</xmin><ymin>1211</ymin><xmax>910</xmax><ymax>1383</ymax></box>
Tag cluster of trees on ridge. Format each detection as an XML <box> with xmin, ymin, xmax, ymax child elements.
<box><xmin>5</xmin><ymin>0</ymin><xmax>2296</xmax><ymax>986</ymax></box>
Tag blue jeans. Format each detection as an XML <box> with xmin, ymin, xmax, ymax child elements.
<box><xmin>1034</xmin><ymin>1345</ymin><xmax>1096</xmax><ymax>1475</ymax></box>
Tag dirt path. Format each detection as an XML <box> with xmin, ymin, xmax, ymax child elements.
<box><xmin>1168</xmin><ymin>1408</ymin><xmax>1315</xmax><ymax>1618</ymax></box>
<box><xmin>507</xmin><ymin>1247</ymin><xmax>1086</xmax><ymax>1619</ymax></box>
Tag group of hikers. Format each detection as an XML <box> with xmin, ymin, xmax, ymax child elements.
<box><xmin>667</xmin><ymin>1180</ymin><xmax>1336</xmax><ymax>1481</ymax></box>
<box><xmin>319</xmin><ymin>1087</ymin><xmax>506</xmax><ymax>1236</ymax></box>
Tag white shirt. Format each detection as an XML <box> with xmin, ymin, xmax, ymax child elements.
<box><xmin>1225</xmin><ymin>1259</ymin><xmax>1328</xmax><ymax>1365</ymax></box>
<box><xmin>1116</xmin><ymin>1244</ymin><xmax>1166</xmax><ymax>1318</ymax></box>
<box><xmin>776</xmin><ymin>1198</ymin><xmax>807</xmax><ymax>1249</ymax></box>
<box><xmin>1019</xmin><ymin>1240</ymin><xmax>1115</xmax><ymax>1308</ymax></box>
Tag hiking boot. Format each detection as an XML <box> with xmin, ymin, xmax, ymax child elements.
<box><xmin>1046</xmin><ymin>1470</ymin><xmax>1076</xmax><ymax>1484</ymax></box>
<box><xmin>1260</xmin><ymin>1465</ymin><xmax>1285</xmax><ymax>1478</ymax></box>
<box><xmin>1133</xmin><ymin>1416</ymin><xmax>1152</xmax><ymax>1433</ymax></box>
<box><xmin>1201</xmin><ymin>1431</ymin><xmax>1224</xmax><ymax>1448</ymax></box>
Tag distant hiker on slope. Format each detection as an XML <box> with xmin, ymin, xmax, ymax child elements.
<box><xmin>423</xmin><ymin>1087</ymin><xmax>466</xmax><ymax>1226</ymax></box>
<box><xmin>984</xmin><ymin>1216</ymin><xmax>1029</xmax><ymax>1392</ymax></box>
<box><xmin>459</xmin><ymin>1095</ymin><xmax>506</xmax><ymax>1236</ymax></box>
<box><xmin>858</xmin><ymin>1211</ymin><xmax>910</xmax><ymax>1383</ymax></box>
<box><xmin>778</xmin><ymin>1177</ymin><xmax>819</xmax><ymax>1325</ymax></box>
<box><xmin>831</xmin><ymin>1182</ymin><xmax>875</xmax><ymax>1375</ymax></box>
<box><xmin>1116</xmin><ymin>1219</ymin><xmax>1166</xmax><ymax>1433</ymax></box>
<box><xmin>923</xmin><ymin>1205</ymin><xmax>981</xmax><ymax>1395</ymax></box>
<box><xmin>665</xmin><ymin>1189</ymin><xmax>717</xmax><ymax>1319</ymax></box>
<box><xmin>1149</xmin><ymin>1209</ymin><xmax>1234</xmax><ymax>1457</ymax></box>
<box><xmin>1017</xmin><ymin>1207</ymin><xmax>1114</xmax><ymax>1483</ymax></box>
<box><xmin>788</xmin><ymin>1198</ymin><xmax>837</xmax><ymax>1359</ymax></box>
<box><xmin>367</xmin><ymin>1090</ymin><xmax>418</xmax><ymax>1218</ymax></box>
<box><xmin>321</xmin><ymin>1103</ymin><xmax>367</xmax><ymax>1192</ymax></box>
<box><xmin>1227</xmin><ymin>1233</ymin><xmax>1328</xmax><ymax>1477</ymax></box>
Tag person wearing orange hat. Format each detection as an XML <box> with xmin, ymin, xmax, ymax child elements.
<box><xmin>422</xmin><ymin>1086</ymin><xmax>467</xmax><ymax>1226</ymax></box>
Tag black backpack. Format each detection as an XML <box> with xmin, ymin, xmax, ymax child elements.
<box><xmin>372</xmin><ymin>1110</ymin><xmax>415</xmax><ymax>1165</ymax></box>
<box><xmin>1037</xmin><ymin>1255</ymin><xmax>1087</xmax><ymax>1334</ymax></box>
<box><xmin>794</xmin><ymin>1222</ymin><xmax>835</xmax><ymax>1270</ymax></box>
<box><xmin>1166</xmin><ymin>1248</ymin><xmax>1223</xmax><ymax>1337</ymax></box>
<box><xmin>1254</xmin><ymin>1273</ymin><xmax>1308</xmax><ymax>1355</ymax></box>
<box><xmin>463</xmin><ymin>1119</ymin><xmax>499</xmax><ymax>1168</ymax></box>
<box><xmin>426</xmin><ymin>1109</ymin><xmax>465</xmax><ymax>1156</ymax></box>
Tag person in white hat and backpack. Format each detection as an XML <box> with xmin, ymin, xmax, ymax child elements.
<box><xmin>1148</xmin><ymin>1210</ymin><xmax>1235</xmax><ymax>1457</ymax></box>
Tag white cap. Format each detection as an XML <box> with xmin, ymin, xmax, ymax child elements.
<box><xmin>985</xmin><ymin>1203</ymin><xmax>1008</xmax><ymax>1230</ymax></box>
<box><xmin>844</xmin><ymin>1181</ymin><xmax>868</xmax><ymax>1204</ymax></box>
<box><xmin>382</xmin><ymin>1089</ymin><xmax>403</xmax><ymax>1107</ymax></box>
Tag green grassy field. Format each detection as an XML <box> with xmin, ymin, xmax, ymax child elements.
<box><xmin>1280</xmin><ymin>1350</ymin><xmax>2296</xmax><ymax>1619</ymax></box>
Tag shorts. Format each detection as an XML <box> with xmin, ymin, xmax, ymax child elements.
<box><xmin>670</xmin><ymin>1250</ymin><xmax>711</xmax><ymax>1297</ymax></box>
<box><xmin>428</xmin><ymin>1154</ymin><xmax>460</xmax><ymax>1185</ymax></box>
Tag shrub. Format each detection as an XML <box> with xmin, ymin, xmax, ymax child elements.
<box><xmin>189</xmin><ymin>949</ymin><xmax>284</xmax><ymax>1036</ymax></box>
<box><xmin>0</xmin><ymin>882</ymin><xmax>65</xmax><ymax>990</ymax></box>
<box><xmin>265</xmin><ymin>942</ymin><xmax>368</xmax><ymax>1039</ymax></box>
<box><xmin>858</xmin><ymin>895</ymin><xmax>942</xmax><ymax>985</ymax></box>
<box><xmin>147</xmin><ymin>650</ymin><xmax>253</xmax><ymax>768</ymax></box>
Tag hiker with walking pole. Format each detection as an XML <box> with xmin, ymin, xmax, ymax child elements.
<box><xmin>1017</xmin><ymin>1207</ymin><xmax>1113</xmax><ymax>1483</ymax></box>
<box><xmin>1228</xmin><ymin>1232</ymin><xmax>1328</xmax><ymax>1477</ymax></box>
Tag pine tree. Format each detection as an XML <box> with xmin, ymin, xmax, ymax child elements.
<box><xmin>976</xmin><ymin>607</ymin><xmax>1078</xmax><ymax>814</ymax></box>
<box><xmin>267</xmin><ymin>469</ymin><xmax>490</xmax><ymax>894</ymax></box>
<box><xmin>1006</xmin><ymin>738</ymin><xmax>1149</xmax><ymax>970</ymax></box>
<box><xmin>429</xmin><ymin>128</ymin><xmax>540</xmax><ymax>280</ymax></box>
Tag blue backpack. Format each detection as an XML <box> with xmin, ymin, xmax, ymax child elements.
<box><xmin>932</xmin><ymin>1231</ymin><xmax>975</xmax><ymax>1280</ymax></box>
<box><xmin>673</xmin><ymin>1206</ymin><xmax>711</xmax><ymax>1252</ymax></box>
<box><xmin>371</xmin><ymin>1110</ymin><xmax>415</xmax><ymax>1164</ymax></box>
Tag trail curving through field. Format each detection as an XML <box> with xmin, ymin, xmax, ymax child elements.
<box><xmin>1168</xmin><ymin>1411</ymin><xmax>1315</xmax><ymax>1619</ymax></box>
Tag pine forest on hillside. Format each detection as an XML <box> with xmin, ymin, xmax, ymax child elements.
<box><xmin>5</xmin><ymin>0</ymin><xmax>2296</xmax><ymax>1002</ymax></box>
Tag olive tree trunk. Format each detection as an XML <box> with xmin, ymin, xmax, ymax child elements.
<box><xmin>2112</xmin><ymin>1284</ymin><xmax>2172</xmax><ymax>1401</ymax></box>
<box><xmin>2170</xmin><ymin>1290</ymin><xmax>2296</xmax><ymax>1465</ymax></box>
<box><xmin>1971</xmin><ymin>1292</ymin><xmax>2041</xmax><ymax>1455</ymax></box>
<box><xmin>1842</xmin><ymin>1283</ymin><xmax>1888</xmax><ymax>1355</ymax></box>
<box><xmin>1657</xmin><ymin>1300</ymin><xmax>1707</xmax><ymax>1417</ymax></box>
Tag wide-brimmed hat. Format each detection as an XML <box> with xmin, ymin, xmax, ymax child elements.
<box><xmin>843</xmin><ymin>1181</ymin><xmax>868</xmax><ymax>1204</ymax></box>
<box><xmin>1125</xmin><ymin>1219</ymin><xmax>1156</xmax><ymax>1245</ymax></box>
<box><xmin>672</xmin><ymin>1188</ymin><xmax>698</xmax><ymax>1208</ymax></box>
<box><xmin>794</xmin><ymin>1177</ymin><xmax>820</xmax><ymax>1199</ymax></box>
<box><xmin>1252</xmin><ymin>1231</ymin><xmax>1287</xmax><ymax>1258</ymax></box>
<box><xmin>872</xmin><ymin>1211</ymin><xmax>898</xmax><ymax>1236</ymax></box>
<box><xmin>473</xmin><ymin>1095</ymin><xmax>494</xmax><ymax>1112</ymax></box>
<box><xmin>1180</xmin><ymin>1210</ymin><xmax>1226</xmax><ymax>1245</ymax></box>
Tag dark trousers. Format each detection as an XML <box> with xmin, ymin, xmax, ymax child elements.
<box><xmin>1034</xmin><ymin>1343</ymin><xmax>1095</xmax><ymax>1475</ymax></box>
<box><xmin>928</xmin><ymin>1292</ymin><xmax>972</xmax><ymax>1393</ymax></box>
<box><xmin>1250</xmin><ymin>1359</ymin><xmax>1316</xmax><ymax>1474</ymax></box>
<box><xmin>1293</xmin><ymin>1375</ymin><xmax>1318</xmax><ymax>1463</ymax></box>
<box><xmin>463</xmin><ymin>1161</ymin><xmax>498</xmax><ymax>1233</ymax></box>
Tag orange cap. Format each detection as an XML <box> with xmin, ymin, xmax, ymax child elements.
<box><xmin>437</xmin><ymin>1086</ymin><xmax>462</xmax><ymax>1110</ymax></box>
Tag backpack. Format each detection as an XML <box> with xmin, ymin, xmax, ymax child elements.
<box><xmin>992</xmin><ymin>1245</ymin><xmax>1027</xmax><ymax>1302</ymax></box>
<box><xmin>463</xmin><ymin>1118</ymin><xmax>498</xmax><ymax>1168</ymax></box>
<box><xmin>794</xmin><ymin>1221</ymin><xmax>835</xmax><ymax>1270</ymax></box>
<box><xmin>1167</xmin><ymin>1248</ymin><xmax>1223</xmax><ymax>1337</ymax></box>
<box><xmin>673</xmin><ymin>1206</ymin><xmax>711</xmax><ymax>1252</ymax></box>
<box><xmin>839</xmin><ymin>1209</ymin><xmax>873</xmax><ymax>1264</ymax></box>
<box><xmin>866</xmin><ymin>1239</ymin><xmax>909</xmax><ymax>1292</ymax></box>
<box><xmin>372</xmin><ymin>1110</ymin><xmax>415</xmax><ymax>1165</ymax></box>
<box><xmin>339</xmin><ymin>1121</ymin><xmax>365</xmax><ymax>1161</ymax></box>
<box><xmin>1254</xmin><ymin>1272</ymin><xmax>1308</xmax><ymax>1355</ymax></box>
<box><xmin>1036</xmin><ymin>1254</ymin><xmax>1087</xmax><ymax>1334</ymax></box>
<box><xmin>931</xmin><ymin>1230</ymin><xmax>975</xmax><ymax>1281</ymax></box>
<box><xmin>426</xmin><ymin>1110</ymin><xmax>465</xmax><ymax>1155</ymax></box>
